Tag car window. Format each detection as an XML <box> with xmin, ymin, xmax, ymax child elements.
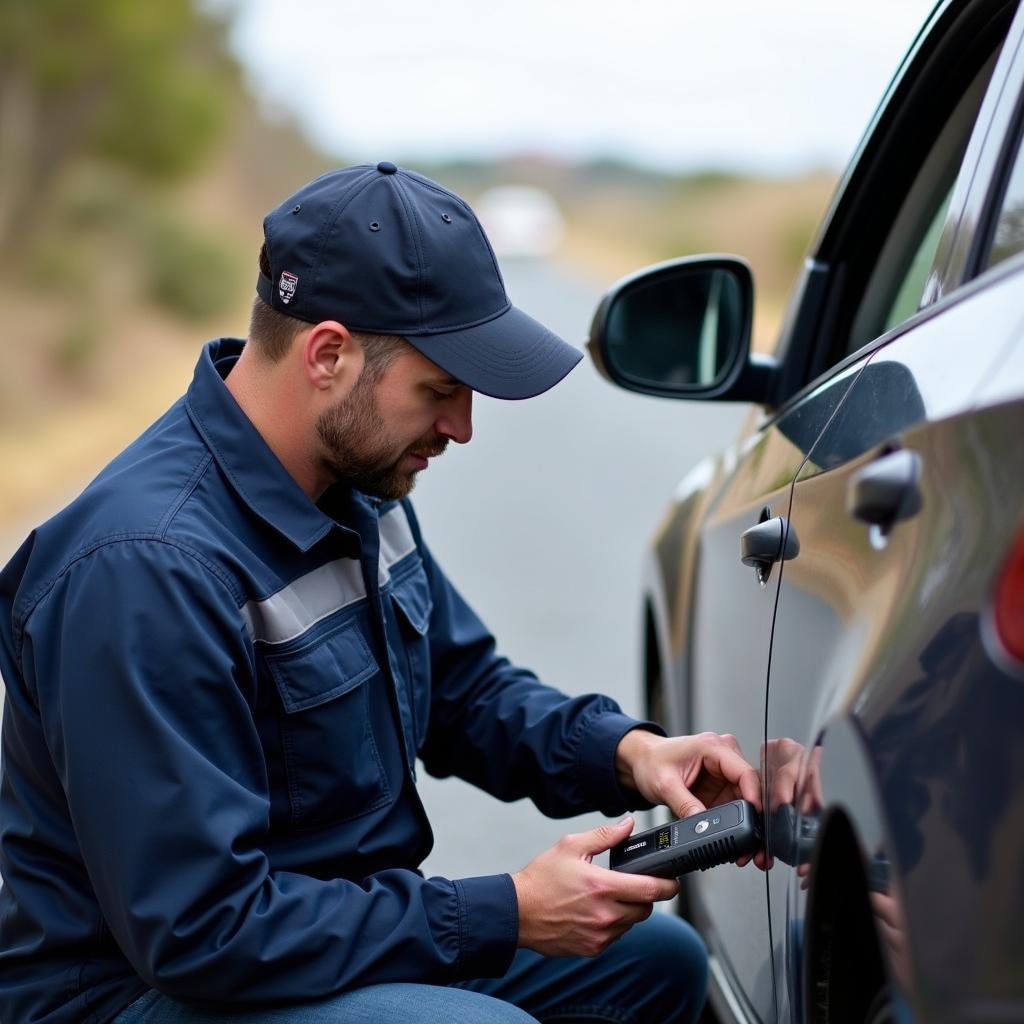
<box><xmin>846</xmin><ymin>49</ymin><xmax>999</xmax><ymax>354</ymax></box>
<box><xmin>986</xmin><ymin>123</ymin><xmax>1024</xmax><ymax>266</ymax></box>
<box><xmin>803</xmin><ymin>0</ymin><xmax>1022</xmax><ymax>379</ymax></box>
<box><xmin>882</xmin><ymin>182</ymin><xmax>954</xmax><ymax>333</ymax></box>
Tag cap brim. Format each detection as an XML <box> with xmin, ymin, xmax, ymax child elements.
<box><xmin>402</xmin><ymin>304</ymin><xmax>582</xmax><ymax>400</ymax></box>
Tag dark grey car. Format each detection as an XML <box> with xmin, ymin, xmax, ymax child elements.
<box><xmin>588</xmin><ymin>1</ymin><xmax>1024</xmax><ymax>1021</ymax></box>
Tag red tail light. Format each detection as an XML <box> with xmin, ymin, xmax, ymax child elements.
<box><xmin>994</xmin><ymin>526</ymin><xmax>1024</xmax><ymax>664</ymax></box>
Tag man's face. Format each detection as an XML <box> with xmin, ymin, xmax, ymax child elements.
<box><xmin>315</xmin><ymin>345</ymin><xmax>473</xmax><ymax>501</ymax></box>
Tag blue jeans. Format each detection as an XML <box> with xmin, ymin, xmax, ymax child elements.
<box><xmin>112</xmin><ymin>912</ymin><xmax>707</xmax><ymax>1023</ymax></box>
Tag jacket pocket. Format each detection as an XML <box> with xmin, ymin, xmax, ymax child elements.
<box><xmin>390</xmin><ymin>569</ymin><xmax>433</xmax><ymax>752</ymax></box>
<box><xmin>264</xmin><ymin>618</ymin><xmax>390</xmax><ymax>828</ymax></box>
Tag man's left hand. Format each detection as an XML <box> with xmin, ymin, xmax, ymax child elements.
<box><xmin>615</xmin><ymin>728</ymin><xmax>762</xmax><ymax>823</ymax></box>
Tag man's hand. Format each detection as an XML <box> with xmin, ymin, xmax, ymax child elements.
<box><xmin>512</xmin><ymin>817</ymin><xmax>678</xmax><ymax>957</ymax></box>
<box><xmin>615</xmin><ymin>729</ymin><xmax>764</xmax><ymax>867</ymax></box>
<box><xmin>616</xmin><ymin>729</ymin><xmax>762</xmax><ymax>818</ymax></box>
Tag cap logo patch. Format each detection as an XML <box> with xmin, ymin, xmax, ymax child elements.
<box><xmin>278</xmin><ymin>271</ymin><xmax>299</xmax><ymax>305</ymax></box>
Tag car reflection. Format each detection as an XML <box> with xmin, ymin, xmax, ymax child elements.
<box><xmin>760</xmin><ymin>737</ymin><xmax>911</xmax><ymax>996</ymax></box>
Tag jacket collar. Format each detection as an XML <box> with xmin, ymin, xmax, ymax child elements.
<box><xmin>185</xmin><ymin>338</ymin><xmax>346</xmax><ymax>552</ymax></box>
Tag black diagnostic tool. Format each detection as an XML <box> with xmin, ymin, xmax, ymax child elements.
<box><xmin>609</xmin><ymin>800</ymin><xmax>762</xmax><ymax>878</ymax></box>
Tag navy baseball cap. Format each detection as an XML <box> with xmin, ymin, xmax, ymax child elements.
<box><xmin>256</xmin><ymin>162</ymin><xmax>582</xmax><ymax>400</ymax></box>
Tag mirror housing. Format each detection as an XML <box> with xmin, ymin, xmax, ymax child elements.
<box><xmin>588</xmin><ymin>254</ymin><xmax>777</xmax><ymax>404</ymax></box>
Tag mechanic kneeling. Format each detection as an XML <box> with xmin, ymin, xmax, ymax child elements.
<box><xmin>0</xmin><ymin>164</ymin><xmax>761</xmax><ymax>1024</ymax></box>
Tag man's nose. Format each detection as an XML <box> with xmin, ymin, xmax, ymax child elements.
<box><xmin>436</xmin><ymin>389</ymin><xmax>473</xmax><ymax>445</ymax></box>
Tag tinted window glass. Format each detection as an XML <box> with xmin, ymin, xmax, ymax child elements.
<box><xmin>986</xmin><ymin>127</ymin><xmax>1024</xmax><ymax>266</ymax></box>
<box><xmin>846</xmin><ymin>51</ymin><xmax>997</xmax><ymax>355</ymax></box>
<box><xmin>881</xmin><ymin>183</ymin><xmax>954</xmax><ymax>333</ymax></box>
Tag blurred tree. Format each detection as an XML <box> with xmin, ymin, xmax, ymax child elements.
<box><xmin>0</xmin><ymin>0</ymin><xmax>235</xmax><ymax>257</ymax></box>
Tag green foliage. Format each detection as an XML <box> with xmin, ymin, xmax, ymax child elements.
<box><xmin>0</xmin><ymin>0</ymin><xmax>228</xmax><ymax>105</ymax></box>
<box><xmin>93</xmin><ymin>71</ymin><xmax>225</xmax><ymax>181</ymax></box>
<box><xmin>143</xmin><ymin>217</ymin><xmax>239</xmax><ymax>322</ymax></box>
<box><xmin>0</xmin><ymin>0</ymin><xmax>237</xmax><ymax>257</ymax></box>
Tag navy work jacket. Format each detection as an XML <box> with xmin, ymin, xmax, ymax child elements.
<box><xmin>0</xmin><ymin>339</ymin><xmax>654</xmax><ymax>1024</ymax></box>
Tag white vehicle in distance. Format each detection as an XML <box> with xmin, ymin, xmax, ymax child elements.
<box><xmin>475</xmin><ymin>185</ymin><xmax>565</xmax><ymax>258</ymax></box>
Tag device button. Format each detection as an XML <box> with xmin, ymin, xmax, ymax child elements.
<box><xmin>694</xmin><ymin>820</ymin><xmax>710</xmax><ymax>834</ymax></box>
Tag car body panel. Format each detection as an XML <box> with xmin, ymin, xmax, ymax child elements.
<box><xmin>770</xmin><ymin>258</ymin><xmax>1024</xmax><ymax>1017</ymax></box>
<box><xmin>771</xmin><ymin>258</ymin><xmax>1024</xmax><ymax>1017</ymax></box>
<box><xmin>770</xmin><ymin>391</ymin><xmax>1024</xmax><ymax>1021</ymax></box>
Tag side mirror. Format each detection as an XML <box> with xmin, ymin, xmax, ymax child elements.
<box><xmin>588</xmin><ymin>255</ymin><xmax>757</xmax><ymax>400</ymax></box>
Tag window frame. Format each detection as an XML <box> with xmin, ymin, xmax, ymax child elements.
<box><xmin>764</xmin><ymin>0</ymin><xmax>1023</xmax><ymax>419</ymax></box>
<box><xmin>916</xmin><ymin>2</ymin><xmax>1024</xmax><ymax>301</ymax></box>
<box><xmin>961</xmin><ymin>11</ymin><xmax>1024</xmax><ymax>277</ymax></box>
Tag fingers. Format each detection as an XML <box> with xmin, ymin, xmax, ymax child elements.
<box><xmin>592</xmin><ymin>863</ymin><xmax>679</xmax><ymax>904</ymax></box>
<box><xmin>674</xmin><ymin>789</ymin><xmax>707</xmax><ymax>820</ymax></box>
<box><xmin>720</xmin><ymin>733</ymin><xmax>744</xmax><ymax>755</ymax></box>
<box><xmin>706</xmin><ymin>745</ymin><xmax>763</xmax><ymax>812</ymax></box>
<box><xmin>617</xmin><ymin>901</ymin><xmax>656</xmax><ymax>929</ymax></box>
<box><xmin>627</xmin><ymin>732</ymin><xmax>766</xmax><ymax>822</ymax></box>
<box><xmin>585</xmin><ymin>860</ymin><xmax>679</xmax><ymax>909</ymax></box>
<box><xmin>661</xmin><ymin>748</ymin><xmax>762</xmax><ymax>820</ymax></box>
<box><xmin>563</xmin><ymin>817</ymin><xmax>635</xmax><ymax>858</ymax></box>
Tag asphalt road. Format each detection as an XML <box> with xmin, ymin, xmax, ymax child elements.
<box><xmin>0</xmin><ymin>258</ymin><xmax>749</xmax><ymax>880</ymax></box>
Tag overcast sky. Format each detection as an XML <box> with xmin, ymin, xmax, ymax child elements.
<box><xmin>227</xmin><ymin>0</ymin><xmax>938</xmax><ymax>174</ymax></box>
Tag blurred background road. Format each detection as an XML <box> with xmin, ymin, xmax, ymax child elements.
<box><xmin>1</xmin><ymin>0</ymin><xmax>932</xmax><ymax>874</ymax></box>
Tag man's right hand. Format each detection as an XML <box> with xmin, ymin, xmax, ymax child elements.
<box><xmin>511</xmin><ymin>817</ymin><xmax>678</xmax><ymax>957</ymax></box>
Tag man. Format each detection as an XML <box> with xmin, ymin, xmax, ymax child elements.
<box><xmin>0</xmin><ymin>163</ymin><xmax>761</xmax><ymax>1023</ymax></box>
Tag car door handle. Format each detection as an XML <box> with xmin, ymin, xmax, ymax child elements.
<box><xmin>847</xmin><ymin>449</ymin><xmax>922</xmax><ymax>527</ymax></box>
<box><xmin>740</xmin><ymin>516</ymin><xmax>800</xmax><ymax>571</ymax></box>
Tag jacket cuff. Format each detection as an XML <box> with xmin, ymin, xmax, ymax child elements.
<box><xmin>452</xmin><ymin>874</ymin><xmax>519</xmax><ymax>978</ymax></box>
<box><xmin>578</xmin><ymin>714</ymin><xmax>667</xmax><ymax>816</ymax></box>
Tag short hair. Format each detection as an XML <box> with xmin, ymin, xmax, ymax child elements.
<box><xmin>248</xmin><ymin>244</ymin><xmax>409</xmax><ymax>378</ymax></box>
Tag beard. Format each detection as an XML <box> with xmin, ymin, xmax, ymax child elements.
<box><xmin>315</xmin><ymin>372</ymin><xmax>448</xmax><ymax>501</ymax></box>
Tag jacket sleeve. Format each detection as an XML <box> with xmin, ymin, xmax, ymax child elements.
<box><xmin>409</xmin><ymin>514</ymin><xmax>664</xmax><ymax>818</ymax></box>
<box><xmin>20</xmin><ymin>539</ymin><xmax>516</xmax><ymax>1002</ymax></box>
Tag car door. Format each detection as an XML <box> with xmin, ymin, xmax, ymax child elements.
<box><xmin>760</xmin><ymin>2</ymin><xmax>1024</xmax><ymax>1019</ymax></box>
<box><xmin>687</xmin><ymin>358</ymin><xmax>865</xmax><ymax>1024</ymax></box>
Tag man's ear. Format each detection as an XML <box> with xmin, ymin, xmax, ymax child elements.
<box><xmin>302</xmin><ymin>321</ymin><xmax>364</xmax><ymax>393</ymax></box>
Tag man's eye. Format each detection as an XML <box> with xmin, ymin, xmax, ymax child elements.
<box><xmin>430</xmin><ymin>388</ymin><xmax>455</xmax><ymax>400</ymax></box>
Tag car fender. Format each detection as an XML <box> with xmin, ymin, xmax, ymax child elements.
<box><xmin>643</xmin><ymin>453</ymin><xmax>730</xmax><ymax>735</ymax></box>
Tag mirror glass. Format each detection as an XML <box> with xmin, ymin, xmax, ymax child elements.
<box><xmin>604</xmin><ymin>265</ymin><xmax>745</xmax><ymax>390</ymax></box>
